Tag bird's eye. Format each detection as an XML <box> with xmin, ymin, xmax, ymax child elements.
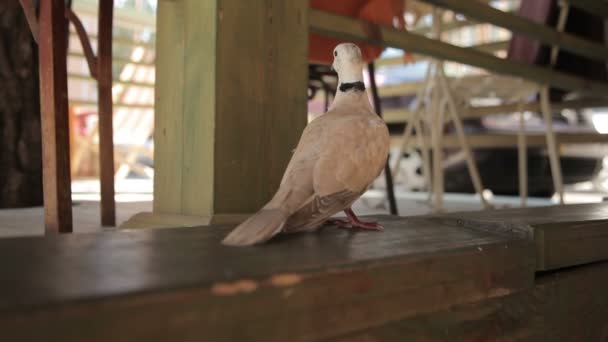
<box><xmin>334</xmin><ymin>51</ymin><xmax>338</xmax><ymax>57</ymax></box>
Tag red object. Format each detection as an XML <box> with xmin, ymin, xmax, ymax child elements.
<box><xmin>309</xmin><ymin>0</ymin><xmax>405</xmax><ymax>64</ymax></box>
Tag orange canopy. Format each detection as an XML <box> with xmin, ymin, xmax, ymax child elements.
<box><xmin>309</xmin><ymin>0</ymin><xmax>405</xmax><ymax>65</ymax></box>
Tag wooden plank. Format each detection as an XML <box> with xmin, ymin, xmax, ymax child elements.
<box><xmin>98</xmin><ymin>0</ymin><xmax>116</xmax><ymax>227</ymax></box>
<box><xmin>378</xmin><ymin>74</ymin><xmax>487</xmax><ymax>97</ymax></box>
<box><xmin>178</xmin><ymin>0</ymin><xmax>217</xmax><ymax>217</ymax></box>
<box><xmin>421</xmin><ymin>0</ymin><xmax>608</xmax><ymax>61</ymax></box>
<box><xmin>443</xmin><ymin>203</ymin><xmax>608</xmax><ymax>271</ymax></box>
<box><xmin>309</xmin><ymin>9</ymin><xmax>608</xmax><ymax>97</ymax></box>
<box><xmin>151</xmin><ymin>0</ymin><xmax>308</xmax><ymax>222</ymax></box>
<box><xmin>411</xmin><ymin>17</ymin><xmax>478</xmax><ymax>36</ymax></box>
<box><xmin>153</xmin><ymin>0</ymin><xmax>186</xmax><ymax>214</ymax></box>
<box><xmin>0</xmin><ymin>216</ymin><xmax>534</xmax><ymax>341</ymax></box>
<box><xmin>375</xmin><ymin>40</ymin><xmax>509</xmax><ymax>68</ymax></box>
<box><xmin>330</xmin><ymin>261</ymin><xmax>608</xmax><ymax>341</ymax></box>
<box><xmin>213</xmin><ymin>0</ymin><xmax>308</xmax><ymax>214</ymax></box>
<box><xmin>38</xmin><ymin>0</ymin><xmax>73</xmax><ymax>233</ymax></box>
<box><xmin>534</xmin><ymin>219</ymin><xmax>608</xmax><ymax>271</ymax></box>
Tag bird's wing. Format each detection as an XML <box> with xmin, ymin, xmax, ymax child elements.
<box><xmin>263</xmin><ymin>116</ymin><xmax>326</xmax><ymax>213</ymax></box>
<box><xmin>283</xmin><ymin>113</ymin><xmax>389</xmax><ymax>232</ymax></box>
<box><xmin>283</xmin><ymin>189</ymin><xmax>362</xmax><ymax>233</ymax></box>
<box><xmin>223</xmin><ymin>116</ymin><xmax>327</xmax><ymax>246</ymax></box>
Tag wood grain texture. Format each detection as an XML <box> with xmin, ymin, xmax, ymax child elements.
<box><xmin>153</xmin><ymin>0</ymin><xmax>186</xmax><ymax>214</ymax></box>
<box><xmin>442</xmin><ymin>203</ymin><xmax>608</xmax><ymax>271</ymax></box>
<box><xmin>309</xmin><ymin>9</ymin><xmax>608</xmax><ymax>96</ymax></box>
<box><xmin>98</xmin><ymin>0</ymin><xmax>116</xmax><ymax>226</ymax></box>
<box><xmin>38</xmin><ymin>0</ymin><xmax>73</xmax><ymax>233</ymax></box>
<box><xmin>179</xmin><ymin>0</ymin><xmax>216</xmax><ymax>217</ymax></box>
<box><xmin>0</xmin><ymin>216</ymin><xmax>533</xmax><ymax>341</ymax></box>
<box><xmin>214</xmin><ymin>0</ymin><xmax>308</xmax><ymax>214</ymax></box>
<box><xmin>421</xmin><ymin>0</ymin><xmax>608</xmax><ymax>61</ymax></box>
<box><xmin>153</xmin><ymin>0</ymin><xmax>308</xmax><ymax>219</ymax></box>
<box><xmin>330</xmin><ymin>261</ymin><xmax>608</xmax><ymax>342</ymax></box>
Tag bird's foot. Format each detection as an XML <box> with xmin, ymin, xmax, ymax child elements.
<box><xmin>325</xmin><ymin>208</ymin><xmax>384</xmax><ymax>231</ymax></box>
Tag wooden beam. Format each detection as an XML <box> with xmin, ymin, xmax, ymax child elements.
<box><xmin>443</xmin><ymin>202</ymin><xmax>608</xmax><ymax>271</ymax></box>
<box><xmin>411</xmin><ymin>17</ymin><xmax>478</xmax><ymax>36</ymax></box>
<box><xmin>421</xmin><ymin>0</ymin><xmax>608</xmax><ymax>61</ymax></box>
<box><xmin>38</xmin><ymin>0</ymin><xmax>73</xmax><ymax>233</ymax></box>
<box><xmin>0</xmin><ymin>216</ymin><xmax>534</xmax><ymax>340</ymax></box>
<box><xmin>332</xmin><ymin>261</ymin><xmax>608</xmax><ymax>341</ymax></box>
<box><xmin>378</xmin><ymin>74</ymin><xmax>487</xmax><ymax>97</ymax></box>
<box><xmin>566</xmin><ymin>0</ymin><xmax>608</xmax><ymax>18</ymax></box>
<box><xmin>148</xmin><ymin>0</ymin><xmax>308</xmax><ymax>226</ymax></box>
<box><xmin>375</xmin><ymin>40</ymin><xmax>509</xmax><ymax>67</ymax></box>
<box><xmin>98</xmin><ymin>0</ymin><xmax>116</xmax><ymax>227</ymax></box>
<box><xmin>309</xmin><ymin>9</ymin><xmax>608</xmax><ymax>97</ymax></box>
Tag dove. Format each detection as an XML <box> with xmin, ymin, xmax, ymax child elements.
<box><xmin>222</xmin><ymin>43</ymin><xmax>390</xmax><ymax>246</ymax></box>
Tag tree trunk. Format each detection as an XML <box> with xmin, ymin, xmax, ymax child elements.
<box><xmin>0</xmin><ymin>1</ymin><xmax>43</xmax><ymax>208</ymax></box>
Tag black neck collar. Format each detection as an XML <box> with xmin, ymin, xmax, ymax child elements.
<box><xmin>339</xmin><ymin>81</ymin><xmax>366</xmax><ymax>92</ymax></box>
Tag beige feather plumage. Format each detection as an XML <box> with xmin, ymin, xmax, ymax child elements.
<box><xmin>222</xmin><ymin>43</ymin><xmax>390</xmax><ymax>246</ymax></box>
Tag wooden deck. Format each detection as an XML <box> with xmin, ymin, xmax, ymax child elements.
<box><xmin>1</xmin><ymin>204</ymin><xmax>608</xmax><ymax>340</ymax></box>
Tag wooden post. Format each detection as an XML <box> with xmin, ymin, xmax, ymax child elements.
<box><xmin>125</xmin><ymin>0</ymin><xmax>308</xmax><ymax>227</ymax></box>
<box><xmin>98</xmin><ymin>0</ymin><xmax>116</xmax><ymax>226</ymax></box>
<box><xmin>516</xmin><ymin>100</ymin><xmax>527</xmax><ymax>207</ymax></box>
<box><xmin>38</xmin><ymin>0</ymin><xmax>73</xmax><ymax>233</ymax></box>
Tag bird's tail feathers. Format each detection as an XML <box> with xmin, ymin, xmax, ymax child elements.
<box><xmin>222</xmin><ymin>208</ymin><xmax>288</xmax><ymax>246</ymax></box>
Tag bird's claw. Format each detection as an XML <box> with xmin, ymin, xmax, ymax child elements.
<box><xmin>325</xmin><ymin>218</ymin><xmax>384</xmax><ymax>231</ymax></box>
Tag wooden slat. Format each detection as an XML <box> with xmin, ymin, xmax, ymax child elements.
<box><xmin>97</xmin><ymin>0</ymin><xmax>116</xmax><ymax>227</ymax></box>
<box><xmin>421</xmin><ymin>0</ymin><xmax>608</xmax><ymax>61</ymax></box>
<box><xmin>534</xmin><ymin>219</ymin><xmax>608</xmax><ymax>271</ymax></box>
<box><xmin>309</xmin><ymin>9</ymin><xmax>608</xmax><ymax>97</ymax></box>
<box><xmin>0</xmin><ymin>216</ymin><xmax>534</xmax><ymax>341</ymax></box>
<box><xmin>411</xmin><ymin>17</ymin><xmax>478</xmax><ymax>36</ymax></box>
<box><xmin>38</xmin><ymin>0</ymin><xmax>73</xmax><ymax>233</ymax></box>
<box><xmin>331</xmin><ymin>261</ymin><xmax>608</xmax><ymax>341</ymax></box>
<box><xmin>212</xmin><ymin>0</ymin><xmax>309</xmax><ymax>215</ymax></box>
<box><xmin>375</xmin><ymin>40</ymin><xmax>509</xmax><ymax>67</ymax></box>
<box><xmin>443</xmin><ymin>203</ymin><xmax>608</xmax><ymax>271</ymax></box>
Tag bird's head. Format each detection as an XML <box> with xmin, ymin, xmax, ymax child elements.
<box><xmin>332</xmin><ymin>43</ymin><xmax>364</xmax><ymax>82</ymax></box>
